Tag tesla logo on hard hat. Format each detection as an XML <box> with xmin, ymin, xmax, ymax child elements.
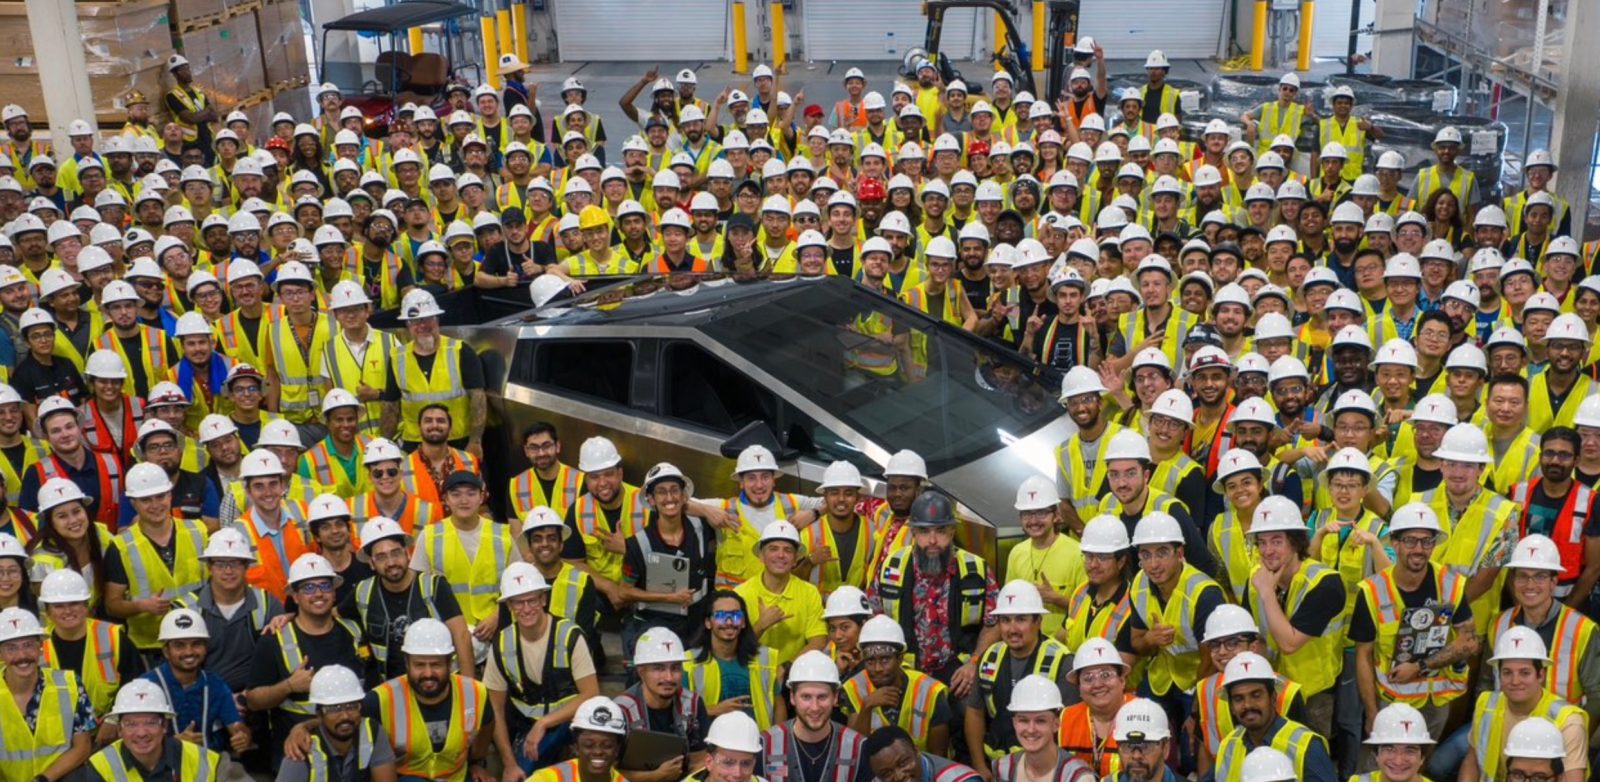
<box><xmin>1401</xmin><ymin>720</ymin><xmax>1413</xmax><ymax>734</ymax></box>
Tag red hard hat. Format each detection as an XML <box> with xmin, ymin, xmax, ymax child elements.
<box><xmin>857</xmin><ymin>177</ymin><xmax>887</xmax><ymax>202</ymax></box>
<box><xmin>967</xmin><ymin>140</ymin><xmax>991</xmax><ymax>157</ymax></box>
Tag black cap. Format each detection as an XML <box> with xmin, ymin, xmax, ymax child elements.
<box><xmin>1210</xmin><ymin>241</ymin><xmax>1244</xmax><ymax>259</ymax></box>
<box><xmin>500</xmin><ymin>208</ymin><xmax>527</xmax><ymax>226</ymax></box>
<box><xmin>727</xmin><ymin>214</ymin><xmax>756</xmax><ymax>234</ymax></box>
<box><xmin>908</xmin><ymin>490</ymin><xmax>957</xmax><ymax>528</ymax></box>
<box><xmin>1184</xmin><ymin>323</ymin><xmax>1223</xmax><ymax>347</ymax></box>
<box><xmin>442</xmin><ymin>470</ymin><xmax>484</xmax><ymax>491</ymax></box>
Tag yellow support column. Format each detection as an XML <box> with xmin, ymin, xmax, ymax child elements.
<box><xmin>1250</xmin><ymin>0</ymin><xmax>1269</xmax><ymax>71</ymax></box>
<box><xmin>993</xmin><ymin>11</ymin><xmax>1005</xmax><ymax>62</ymax></box>
<box><xmin>1031</xmin><ymin>1</ymin><xmax>1045</xmax><ymax>72</ymax></box>
<box><xmin>1296</xmin><ymin>0</ymin><xmax>1314</xmax><ymax>71</ymax></box>
<box><xmin>513</xmin><ymin>3</ymin><xmax>528</xmax><ymax>63</ymax></box>
<box><xmin>497</xmin><ymin>8</ymin><xmax>513</xmax><ymax>60</ymax></box>
<box><xmin>408</xmin><ymin>27</ymin><xmax>424</xmax><ymax>54</ymax></box>
<box><xmin>731</xmin><ymin>2</ymin><xmax>749</xmax><ymax>74</ymax></box>
<box><xmin>770</xmin><ymin>1</ymin><xmax>787</xmax><ymax>73</ymax></box>
<box><xmin>481</xmin><ymin>15</ymin><xmax>500</xmax><ymax>88</ymax></box>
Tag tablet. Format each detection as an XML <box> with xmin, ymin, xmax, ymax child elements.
<box><xmin>619</xmin><ymin>728</ymin><xmax>690</xmax><ymax>771</ymax></box>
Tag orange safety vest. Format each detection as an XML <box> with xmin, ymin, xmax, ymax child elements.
<box><xmin>1056</xmin><ymin>695</ymin><xmax>1132</xmax><ymax>778</ymax></box>
<box><xmin>233</xmin><ymin>502</ymin><xmax>311</xmax><ymax>602</ymax></box>
<box><xmin>645</xmin><ymin>253</ymin><xmax>711</xmax><ymax>274</ymax></box>
<box><xmin>401</xmin><ymin>448</ymin><xmax>480</xmax><ymax>506</ymax></box>
<box><xmin>36</xmin><ymin>452</ymin><xmax>121</xmax><ymax>530</ymax></box>
<box><xmin>350</xmin><ymin>492</ymin><xmax>441</xmax><ymax>537</ymax></box>
<box><xmin>1512</xmin><ymin>479</ymin><xmax>1593</xmax><ymax>584</ymax></box>
<box><xmin>79</xmin><ymin>397</ymin><xmax>145</xmax><ymax>469</ymax></box>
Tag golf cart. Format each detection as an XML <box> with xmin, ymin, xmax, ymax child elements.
<box><xmin>318</xmin><ymin>0</ymin><xmax>481</xmax><ymax>135</ymax></box>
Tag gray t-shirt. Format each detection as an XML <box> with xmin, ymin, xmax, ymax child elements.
<box><xmin>274</xmin><ymin>721</ymin><xmax>397</xmax><ymax>782</ymax></box>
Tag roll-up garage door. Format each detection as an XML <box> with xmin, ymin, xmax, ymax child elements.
<box><xmin>554</xmin><ymin>0</ymin><xmax>728</xmax><ymax>61</ymax></box>
<box><xmin>802</xmin><ymin>0</ymin><xmax>978</xmax><ymax>61</ymax></box>
<box><xmin>1079</xmin><ymin>0</ymin><xmax>1225</xmax><ymax>59</ymax></box>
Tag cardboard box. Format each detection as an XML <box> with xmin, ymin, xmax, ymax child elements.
<box><xmin>0</xmin><ymin>0</ymin><xmax>172</xmax><ymax>77</ymax></box>
<box><xmin>256</xmin><ymin>2</ymin><xmax>309</xmax><ymax>89</ymax></box>
<box><xmin>172</xmin><ymin>0</ymin><xmax>226</xmax><ymax>31</ymax></box>
<box><xmin>184</xmin><ymin>13</ymin><xmax>265</xmax><ymax>107</ymax></box>
<box><xmin>0</xmin><ymin>63</ymin><xmax>165</xmax><ymax>124</ymax></box>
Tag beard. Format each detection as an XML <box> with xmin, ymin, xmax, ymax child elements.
<box><xmin>913</xmin><ymin>547</ymin><xmax>950</xmax><ymax>574</ymax></box>
<box><xmin>1333</xmin><ymin>238</ymin><xmax>1358</xmax><ymax>254</ymax></box>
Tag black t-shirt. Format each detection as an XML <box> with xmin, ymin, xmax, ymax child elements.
<box><xmin>1411</xmin><ymin>466</ymin><xmax>1443</xmax><ymax>497</ymax></box>
<box><xmin>249</xmin><ymin>622</ymin><xmax>367</xmax><ymax>758</ymax></box>
<box><xmin>830</xmin><ymin>517</ymin><xmax>863</xmax><ymax>582</ymax></box>
<box><xmin>1117</xmin><ymin>577</ymin><xmax>1225</xmax><ymax>651</ymax></box>
<box><xmin>620</xmin><ymin>516</ymin><xmax>718</xmax><ymax>617</ymax></box>
<box><xmin>358</xmin><ymin>685</ymin><xmax>494</xmax><ymax>754</ymax></box>
<box><xmin>1243</xmin><ymin>570</ymin><xmax>1345</xmax><ymax>637</ymax></box>
<box><xmin>332</xmin><ymin>558</ymin><xmax>373</xmax><ymax>608</ymax></box>
<box><xmin>645</xmin><ymin>699</ymin><xmax>711</xmax><ymax>752</ymax></box>
<box><xmin>233</xmin><ymin>417</ymin><xmax>264</xmax><ymax>450</ymax></box>
<box><xmin>1348</xmin><ymin>565</ymin><xmax>1474</xmax><ymax>645</ymax></box>
<box><xmin>959</xmin><ymin>274</ymin><xmax>990</xmax><ymax>314</ymax></box>
<box><xmin>482</xmin><ymin>241</ymin><xmax>557</xmax><ymax>282</ymax></box>
<box><xmin>1012</xmin><ymin>294</ymin><xmax>1058</xmax><ymax>351</ymax></box>
<box><xmin>336</xmin><ymin>575</ymin><xmax>463</xmax><ymax>681</ymax></box>
<box><xmin>50</xmin><ymin>627</ymin><xmax>145</xmax><ymax>684</ymax></box>
<box><xmin>828</xmin><ymin>247</ymin><xmax>857</xmax><ymax>278</ymax></box>
<box><xmin>379</xmin><ymin>344</ymin><xmax>486</xmax><ymax>403</ymax></box>
<box><xmin>118</xmin><ymin>333</ymin><xmax>179</xmax><ymax>398</ymax></box>
<box><xmin>11</xmin><ymin>356</ymin><xmax>88</xmax><ymax>405</ymax></box>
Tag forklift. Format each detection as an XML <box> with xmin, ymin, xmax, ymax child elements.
<box><xmin>913</xmin><ymin>0</ymin><xmax>1081</xmax><ymax>101</ymax></box>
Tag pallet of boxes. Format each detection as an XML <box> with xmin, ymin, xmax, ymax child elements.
<box><xmin>253</xmin><ymin>0</ymin><xmax>312</xmax><ymax>122</ymax></box>
<box><xmin>0</xmin><ymin>0</ymin><xmax>174</xmax><ymax>126</ymax></box>
<box><xmin>170</xmin><ymin>0</ymin><xmax>272</xmax><ymax>126</ymax></box>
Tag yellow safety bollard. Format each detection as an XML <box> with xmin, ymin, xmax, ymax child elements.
<box><xmin>497</xmin><ymin>8</ymin><xmax>513</xmax><ymax>60</ymax></box>
<box><xmin>1031</xmin><ymin>1</ymin><xmax>1045</xmax><ymax>72</ymax></box>
<box><xmin>1250</xmin><ymin>0</ymin><xmax>1269</xmax><ymax>71</ymax></box>
<box><xmin>481</xmin><ymin>15</ymin><xmax>500</xmax><ymax>89</ymax></box>
<box><xmin>1296</xmin><ymin>0</ymin><xmax>1314</xmax><ymax>71</ymax></box>
<box><xmin>408</xmin><ymin>27</ymin><xmax>424</xmax><ymax>55</ymax></box>
<box><xmin>513</xmin><ymin>3</ymin><xmax>528</xmax><ymax>64</ymax></box>
<box><xmin>770</xmin><ymin>2</ymin><xmax>787</xmax><ymax>73</ymax></box>
<box><xmin>732</xmin><ymin>2</ymin><xmax>749</xmax><ymax>74</ymax></box>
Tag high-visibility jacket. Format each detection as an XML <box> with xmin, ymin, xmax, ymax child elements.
<box><xmin>375</xmin><ymin>675</ymin><xmax>489</xmax><ymax>782</ymax></box>
<box><xmin>843</xmin><ymin>308</ymin><xmax>899</xmax><ymax>377</ymax></box>
<box><xmin>1057</xmin><ymin>695</ymin><xmax>1133</xmax><ymax>779</ymax></box>
<box><xmin>353</xmin><ymin>574</ymin><xmax>446</xmax><ymax>665</ymax></box>
<box><xmin>0</xmin><ymin>668</ymin><xmax>79</xmax><ymax>780</ymax></box>
<box><xmin>1504</xmin><ymin>188</ymin><xmax>1570</xmax><ymax>236</ymax></box>
<box><xmin>763</xmin><ymin>722</ymin><xmax>867</xmax><ymax>782</ymax></box>
<box><xmin>530</xmin><ymin>759</ymin><xmax>625</xmax><ymax>782</ymax></box>
<box><xmin>569</xmin><ymin>486</ymin><xmax>647</xmax><ymax>584</ymax></box>
<box><xmin>0</xmin><ymin>436</ymin><xmax>42</xmax><ymax>508</ymax></box>
<box><xmin>1489</xmin><ymin>604</ymin><xmax>1598</xmax><ymax>708</ymax></box>
<box><xmin>229</xmin><ymin>502</ymin><xmax>311</xmax><ymax>603</ymax></box>
<box><xmin>41</xmin><ymin>619</ymin><xmax>123</xmax><ymax>715</ymax></box>
<box><xmin>323</xmin><ymin>328</ymin><xmax>394</xmax><ymax>436</ymax></box>
<box><xmin>1308</xmin><ymin>508</ymin><xmax>1387</xmax><ymax>628</ymax></box>
<box><xmin>1055</xmin><ymin>422</ymin><xmax>1124</xmax><ymax>513</ymax></box>
<box><xmin>96</xmin><ymin>326</ymin><xmax>172</xmax><ymax>398</ymax></box>
<box><xmin>1246</xmin><ymin>561</ymin><xmax>1344</xmax><ymax>695</ymax></box>
<box><xmin>349</xmin><ymin>492</ymin><xmax>440</xmax><ymax>536</ymax></box>
<box><xmin>1253</xmin><ymin>101</ymin><xmax>1306</xmax><ymax>156</ymax></box>
<box><xmin>89</xmin><ymin>737</ymin><xmax>219</xmax><ymax>782</ymax></box>
<box><xmin>109</xmin><ymin>519</ymin><xmax>207</xmax><ymax>648</ymax></box>
<box><xmin>991</xmin><ymin>750</ymin><xmax>1096</xmax><ymax>782</ymax></box>
<box><xmin>1195</xmin><ymin>671</ymin><xmax>1303</xmax><ymax>757</ymax></box>
<box><xmin>1062</xmin><ymin>581</ymin><xmax>1131</xmax><ymax>654</ymax></box>
<box><xmin>841</xmin><ymin>668</ymin><xmax>946</xmax><ymax>750</ymax></box>
<box><xmin>686</xmin><ymin>646</ymin><xmax>780</xmax><ymax>730</ymax></box>
<box><xmin>716</xmin><ymin>493</ymin><xmax>802</xmax><ymax>587</ymax></box>
<box><xmin>493</xmin><ymin>619</ymin><xmax>584</xmax><ymax>723</ymax></box>
<box><xmin>1470</xmin><ymin>690</ymin><xmax>1587</xmax><ymax>782</ymax></box>
<box><xmin>1318</xmin><ymin>116</ymin><xmax>1366</xmax><ymax>180</ymax></box>
<box><xmin>1209</xmin><ymin>505</ymin><xmax>1260</xmax><ymax>603</ymax></box>
<box><xmin>1116</xmin><ymin>306</ymin><xmax>1195</xmax><ymax>368</ymax></box>
<box><xmin>166</xmin><ymin>84</ymin><xmax>210</xmax><ymax>144</ymax></box>
<box><xmin>79</xmin><ymin>397</ymin><xmax>144</xmax><ymax>468</ymax></box>
<box><xmin>1412</xmin><ymin>164</ymin><xmax>1477</xmax><ymax>208</ymax></box>
<box><xmin>1417</xmin><ymin>487</ymin><xmax>1517</xmax><ymax>636</ymax></box>
<box><xmin>214</xmin><ymin>307</ymin><xmax>280</xmax><ymax>370</ymax></box>
<box><xmin>305</xmin><ymin>718</ymin><xmax>381</xmax><ymax>782</ymax></box>
<box><xmin>1213</xmin><ymin>718</ymin><xmax>1324</xmax><ymax>782</ymax></box>
<box><xmin>1486</xmin><ymin>428</ymin><xmax>1541</xmax><ymax>496</ymax></box>
<box><xmin>877</xmin><ymin>546</ymin><xmax>988</xmax><ymax>660</ymax></box>
<box><xmin>1355</xmin><ymin>564</ymin><xmax>1470</xmax><ymax>706</ymax></box>
<box><xmin>1129</xmin><ymin>563</ymin><xmax>1223</xmax><ymax>696</ymax></box>
<box><xmin>394</xmin><ymin>337</ymin><xmax>472</xmax><ymax>443</ymax></box>
<box><xmin>798</xmin><ymin>514</ymin><xmax>880</xmax><ymax>597</ymax></box>
<box><xmin>543</xmin><ymin>562</ymin><xmax>595</xmax><ymax>629</ymax></box>
<box><xmin>1512</xmin><ymin>479</ymin><xmax>1593</xmax><ymax>587</ymax></box>
<box><xmin>416</xmin><ymin>518</ymin><xmax>517</xmax><ymax>624</ymax></box>
<box><xmin>170</xmin><ymin>354</ymin><xmax>238</xmax><ymax>433</ymax></box>
<box><xmin>300</xmin><ymin>436</ymin><xmax>370</xmax><ymax>499</ymax></box>
<box><xmin>399</xmin><ymin>447</ymin><xmax>479</xmax><ymax>506</ymax></box>
<box><xmin>508</xmin><ymin>464</ymin><xmax>584</xmax><ymax>522</ymax></box>
<box><xmin>268</xmin><ymin>314</ymin><xmax>330</xmax><ymax>423</ymax></box>
<box><xmin>974</xmin><ymin>638</ymin><xmax>1071</xmax><ymax>755</ymax></box>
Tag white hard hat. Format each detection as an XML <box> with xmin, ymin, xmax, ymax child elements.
<box><xmin>362</xmin><ymin>438</ymin><xmax>404</xmax><ymax>466</ymax></box>
<box><xmin>1224</xmin><ymin>651</ymin><xmax>1275</xmax><ymax>687</ymax></box>
<box><xmin>1104</xmin><ymin>429</ymin><xmax>1151</xmax><ymax>463</ymax></box>
<box><xmin>84</xmin><ymin>349</ymin><xmax>129</xmax><ymax>380</ymax></box>
<box><xmin>1544</xmin><ymin>313</ymin><xmax>1592</xmax><ymax>345</ymax></box>
<box><xmin>110</xmin><ymin>678</ymin><xmax>174</xmax><ymax>717</ymax></box>
<box><xmin>0</xmin><ymin>607</ymin><xmax>41</xmax><ymax>644</ymax></box>
<box><xmin>258</xmin><ymin>419</ymin><xmax>304</xmax><ymax>450</ymax></box>
<box><xmin>788</xmin><ymin>650</ymin><xmax>842</xmax><ymax>688</ymax></box>
<box><xmin>123</xmin><ymin>462</ymin><xmax>174</xmax><ymax>498</ymax></box>
<box><xmin>633</xmin><ymin>626</ymin><xmax>689</xmax><ymax>665</ymax></box>
<box><xmin>1080</xmin><ymin>515</ymin><xmax>1130</xmax><ymax>554</ymax></box>
<box><xmin>885</xmin><ymin>449</ymin><xmax>928</xmax><ymax>479</ymax></box>
<box><xmin>401</xmin><ymin>618</ymin><xmax>455</xmax><ymax>657</ymax></box>
<box><xmin>520</xmin><ymin>506</ymin><xmax>570</xmax><ymax>542</ymax></box>
<box><xmin>1113</xmin><ymin>698</ymin><xmax>1170</xmax><ymax>741</ymax></box>
<box><xmin>756</xmin><ymin>520</ymin><xmax>802</xmax><ymax>553</ymax></box>
<box><xmin>307</xmin><ymin>494</ymin><xmax>352</xmax><ymax>527</ymax></box>
<box><xmin>1409</xmin><ymin>394</ymin><xmax>1457</xmax><ymax>427</ymax></box>
<box><xmin>173</xmin><ymin>311</ymin><xmax>212</xmax><ymax>339</ymax></box>
<box><xmin>1332</xmin><ymin>389</ymin><xmax>1378</xmax><ymax>419</ymax></box>
<box><xmin>1149</xmin><ymin>389</ymin><xmax>1194</xmax><ymax>425</ymax></box>
<box><xmin>37</xmin><ymin>569</ymin><xmax>91</xmax><ymax>604</ymax></box>
<box><xmin>1387</xmin><ymin>502</ymin><xmax>1445</xmax><ymax>539</ymax></box>
<box><xmin>499</xmin><ymin>561</ymin><xmax>551</xmax><ymax>601</ymax></box>
<box><xmin>1240</xmin><ymin>747</ymin><xmax>1297</xmax><ymax>782</ymax></box>
<box><xmin>1007</xmin><ymin>674</ymin><xmax>1064</xmax><ymax>712</ymax></box>
<box><xmin>158</xmin><ymin>608</ymin><xmax>209</xmax><ymax>642</ymax></box>
<box><xmin>1013</xmin><ymin>475</ymin><xmax>1059</xmax><ymax>512</ymax></box>
<box><xmin>578</xmin><ymin>437</ymin><xmax>623</xmax><ymax>473</ymax></box>
<box><xmin>706</xmin><ymin>711</ymin><xmax>762</xmax><ymax>754</ymax></box>
<box><xmin>822</xmin><ymin>586</ymin><xmax>872</xmax><ymax>619</ymax></box>
<box><xmin>398</xmin><ymin>288</ymin><xmax>444</xmax><ymax>321</ymax></box>
<box><xmin>200</xmin><ymin>527</ymin><xmax>256</xmax><ymax>563</ymax></box>
<box><xmin>309</xmin><ymin>665</ymin><xmax>366</xmax><ymax>707</ymax></box>
<box><xmin>1230</xmin><ymin>397</ymin><xmax>1277</xmax><ymax>428</ymax></box>
<box><xmin>734</xmin><ymin>445</ymin><xmax>779</xmax><ymax>476</ymax></box>
<box><xmin>1445</xmin><ymin>343</ymin><xmax>1488</xmax><ymax>374</ymax></box>
<box><xmin>991</xmin><ymin>580</ymin><xmax>1047</xmax><ymax>616</ymax></box>
<box><xmin>1490</xmin><ymin>624</ymin><xmax>1548</xmax><ymax>662</ymax></box>
<box><xmin>1132</xmin><ymin>512</ymin><xmax>1184</xmax><ymax>547</ymax></box>
<box><xmin>287</xmin><ymin>553</ymin><xmax>343</xmax><ymax>590</ymax></box>
<box><xmin>197</xmin><ymin>414</ymin><xmax>239</xmax><ymax>445</ymax></box>
<box><xmin>1256</xmin><ymin>316</ymin><xmax>1297</xmax><ymax>345</ymax></box>
<box><xmin>1059</xmin><ymin>366</ymin><xmax>1107</xmax><ymax>404</ymax></box>
<box><xmin>859</xmin><ymin>615</ymin><xmax>907</xmax><ymax>649</ymax></box>
<box><xmin>572</xmin><ymin>696</ymin><xmax>629</xmax><ymax>736</ymax></box>
<box><xmin>1372</xmin><ymin>339</ymin><xmax>1419</xmax><ymax>368</ymax></box>
<box><xmin>1248</xmin><ymin>495</ymin><xmax>1303</xmax><ymax>536</ymax></box>
<box><xmin>1432</xmin><ymin>423</ymin><xmax>1491</xmax><ymax>464</ymax></box>
<box><xmin>1504</xmin><ymin>717</ymin><xmax>1565</xmax><ymax>760</ymax></box>
<box><xmin>817</xmin><ymin>461</ymin><xmax>864</xmax><ymax>492</ymax></box>
<box><xmin>1202</xmin><ymin>604</ymin><xmax>1259</xmax><ymax>643</ymax></box>
<box><xmin>1324</xmin><ymin>447</ymin><xmax>1372</xmax><ymax>477</ymax></box>
<box><xmin>1070</xmin><ymin>637</ymin><xmax>1127</xmax><ymax>674</ymax></box>
<box><xmin>1365</xmin><ymin>703</ymin><xmax>1435</xmax><ymax>745</ymax></box>
<box><xmin>36</xmin><ymin>396</ymin><xmax>76</xmax><ymax>425</ymax></box>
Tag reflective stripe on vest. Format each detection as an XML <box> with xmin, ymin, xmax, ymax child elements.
<box><xmin>307</xmin><ymin>719</ymin><xmax>377</xmax><ymax>782</ymax></box>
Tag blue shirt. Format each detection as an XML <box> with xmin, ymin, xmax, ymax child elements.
<box><xmin>143</xmin><ymin>663</ymin><xmax>242</xmax><ymax>753</ymax></box>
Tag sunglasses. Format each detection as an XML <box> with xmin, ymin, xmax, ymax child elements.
<box><xmin>370</xmin><ymin>467</ymin><xmax>399</xmax><ymax>478</ymax></box>
<box><xmin>712</xmin><ymin>609</ymin><xmax>744</xmax><ymax>624</ymax></box>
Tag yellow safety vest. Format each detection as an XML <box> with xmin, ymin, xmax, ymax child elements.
<box><xmin>1318</xmin><ymin>117</ymin><xmax>1366</xmax><ymax>180</ymax></box>
<box><xmin>41</xmin><ymin>619</ymin><xmax>121</xmax><ymax>716</ymax></box>
<box><xmin>95</xmin><ymin>326</ymin><xmax>171</xmax><ymax>398</ymax></box>
<box><xmin>89</xmin><ymin>737</ymin><xmax>218</xmax><ymax>782</ymax></box>
<box><xmin>1129</xmin><ymin>563</ymin><xmax>1221</xmax><ymax>696</ymax></box>
<box><xmin>1247</xmin><ymin>562</ymin><xmax>1344</xmax><ymax>695</ymax></box>
<box><xmin>1254</xmin><ymin>102</ymin><xmax>1305</xmax><ymax>156</ymax></box>
<box><xmin>1195</xmin><ymin>671</ymin><xmax>1303</xmax><ymax>757</ymax></box>
<box><xmin>323</xmin><ymin>329</ymin><xmax>394</xmax><ymax>436</ymax></box>
<box><xmin>1488</xmin><ymin>605</ymin><xmax>1598</xmax><ymax>707</ymax></box>
<box><xmin>110</xmin><ymin>520</ymin><xmax>208</xmax><ymax>648</ymax></box>
<box><xmin>877</xmin><ymin>548</ymin><xmax>989</xmax><ymax>662</ymax></box>
<box><xmin>798</xmin><ymin>514</ymin><xmax>879</xmax><ymax>598</ymax></box>
<box><xmin>375</xmin><ymin>675</ymin><xmax>489</xmax><ymax>782</ymax></box>
<box><xmin>166</xmin><ymin>85</ymin><xmax>209</xmax><ymax>144</ymax></box>
<box><xmin>1413</xmin><ymin>165</ymin><xmax>1477</xmax><ymax>208</ymax></box>
<box><xmin>1486</xmin><ymin>427</ymin><xmax>1540</xmax><ymax>496</ymax></box>
<box><xmin>1418</xmin><ymin>487</ymin><xmax>1517</xmax><ymax>636</ymax></box>
<box><xmin>306</xmin><ymin>718</ymin><xmax>379</xmax><ymax>782</ymax></box>
<box><xmin>1357</xmin><ymin>565</ymin><xmax>1470</xmax><ymax>705</ymax></box>
<box><xmin>716</xmin><ymin>494</ymin><xmax>801</xmax><ymax>587</ymax></box>
<box><xmin>686</xmin><ymin>646</ymin><xmax>780</xmax><ymax>730</ymax></box>
<box><xmin>395</xmin><ymin>338</ymin><xmax>472</xmax><ymax>443</ymax></box>
<box><xmin>1214</xmin><ymin>718</ymin><xmax>1323</xmax><ymax>782</ymax></box>
<box><xmin>0</xmin><ymin>436</ymin><xmax>43</xmax><ymax>508</ymax></box>
<box><xmin>509</xmin><ymin>464</ymin><xmax>584</xmax><ymax>523</ymax></box>
<box><xmin>1116</xmin><ymin>307</ymin><xmax>1194</xmax><ymax>368</ymax></box>
<box><xmin>1209</xmin><ymin>505</ymin><xmax>1261</xmax><ymax>603</ymax></box>
<box><xmin>1062</xmin><ymin>582</ymin><xmax>1131</xmax><ymax>654</ymax></box>
<box><xmin>299</xmin><ymin>436</ymin><xmax>370</xmax><ymax>498</ymax></box>
<box><xmin>0</xmin><ymin>668</ymin><xmax>78</xmax><ymax>780</ymax></box>
<box><xmin>214</xmin><ymin>305</ymin><xmax>282</xmax><ymax>370</ymax></box>
<box><xmin>841</xmin><ymin>668</ymin><xmax>946</xmax><ymax>750</ymax></box>
<box><xmin>1470</xmin><ymin>690</ymin><xmax>1587</xmax><ymax>782</ymax></box>
<box><xmin>494</xmin><ymin>619</ymin><xmax>583</xmax><ymax>720</ymax></box>
<box><xmin>417</xmin><ymin>519</ymin><xmax>517</xmax><ymax>625</ymax></box>
<box><xmin>268</xmin><ymin>314</ymin><xmax>331</xmax><ymax>424</ymax></box>
<box><xmin>1309</xmin><ymin>509</ymin><xmax>1387</xmax><ymax>630</ymax></box>
<box><xmin>1055</xmin><ymin>422</ymin><xmax>1124</xmax><ymax>514</ymax></box>
<box><xmin>570</xmin><ymin>486</ymin><xmax>648</xmax><ymax>584</ymax></box>
<box><xmin>974</xmin><ymin>638</ymin><xmax>1071</xmax><ymax>756</ymax></box>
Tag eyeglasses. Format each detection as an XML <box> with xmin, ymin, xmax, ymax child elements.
<box><xmin>120</xmin><ymin>716</ymin><xmax>167</xmax><ymax>731</ymax></box>
<box><xmin>208</xmin><ymin>560</ymin><xmax>247</xmax><ymax>572</ymax></box>
<box><xmin>1394</xmin><ymin>535</ymin><xmax>1437</xmax><ymax>549</ymax></box>
<box><xmin>231</xmin><ymin>385</ymin><xmax>262</xmax><ymax>395</ymax></box>
<box><xmin>1137</xmin><ymin>546</ymin><xmax>1176</xmax><ymax>562</ymax></box>
<box><xmin>1206</xmin><ymin>635</ymin><xmax>1256</xmax><ymax>652</ymax></box>
<box><xmin>1075</xmin><ymin>668</ymin><xmax>1119</xmax><ymax>685</ymax></box>
<box><xmin>319</xmin><ymin>702</ymin><xmax>362</xmax><ymax>715</ymax></box>
<box><xmin>296</xmin><ymin>580</ymin><xmax>336</xmax><ymax>595</ymax></box>
<box><xmin>1508</xmin><ymin>772</ymin><xmax>1556</xmax><ymax>782</ymax></box>
<box><xmin>144</xmin><ymin>440</ymin><xmax>179</xmax><ymax>454</ymax></box>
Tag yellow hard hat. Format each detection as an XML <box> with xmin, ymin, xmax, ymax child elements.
<box><xmin>578</xmin><ymin>205</ymin><xmax>611</xmax><ymax>231</ymax></box>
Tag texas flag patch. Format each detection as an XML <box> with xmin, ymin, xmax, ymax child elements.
<box><xmin>979</xmin><ymin>660</ymin><xmax>998</xmax><ymax>679</ymax></box>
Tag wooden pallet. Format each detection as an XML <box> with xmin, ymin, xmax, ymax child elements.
<box><xmin>270</xmin><ymin>76</ymin><xmax>309</xmax><ymax>94</ymax></box>
<box><xmin>236</xmin><ymin>87</ymin><xmax>273</xmax><ymax>108</ymax></box>
<box><xmin>173</xmin><ymin>0</ymin><xmax>259</xmax><ymax>33</ymax></box>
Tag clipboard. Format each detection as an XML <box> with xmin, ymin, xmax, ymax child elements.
<box><xmin>619</xmin><ymin>728</ymin><xmax>691</xmax><ymax>771</ymax></box>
